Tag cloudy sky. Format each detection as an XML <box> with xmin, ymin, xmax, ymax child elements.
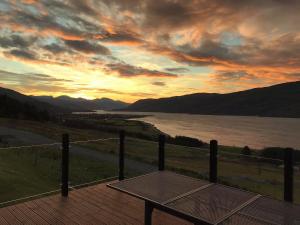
<box><xmin>0</xmin><ymin>0</ymin><xmax>300</xmax><ymax>102</ymax></box>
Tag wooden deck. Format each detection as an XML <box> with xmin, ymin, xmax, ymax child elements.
<box><xmin>0</xmin><ymin>181</ymin><xmax>192</xmax><ymax>225</ymax></box>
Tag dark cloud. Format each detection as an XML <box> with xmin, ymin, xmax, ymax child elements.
<box><xmin>212</xmin><ymin>70</ymin><xmax>256</xmax><ymax>82</ymax></box>
<box><xmin>28</xmin><ymin>73</ymin><xmax>72</xmax><ymax>82</ymax></box>
<box><xmin>165</xmin><ymin>67</ymin><xmax>189</xmax><ymax>73</ymax></box>
<box><xmin>184</xmin><ymin>40</ymin><xmax>238</xmax><ymax>61</ymax></box>
<box><xmin>145</xmin><ymin>32</ymin><xmax>300</xmax><ymax>71</ymax></box>
<box><xmin>7</xmin><ymin>49</ymin><xmax>37</xmax><ymax>60</ymax></box>
<box><xmin>64</xmin><ymin>40</ymin><xmax>111</xmax><ymax>55</ymax></box>
<box><xmin>105</xmin><ymin>63</ymin><xmax>178</xmax><ymax>78</ymax></box>
<box><xmin>43</xmin><ymin>43</ymin><xmax>68</xmax><ymax>54</ymax></box>
<box><xmin>143</xmin><ymin>0</ymin><xmax>193</xmax><ymax>30</ymax></box>
<box><xmin>100</xmin><ymin>32</ymin><xmax>144</xmax><ymax>46</ymax></box>
<box><xmin>0</xmin><ymin>69</ymin><xmax>74</xmax><ymax>95</ymax></box>
<box><xmin>0</xmin><ymin>34</ymin><xmax>35</xmax><ymax>48</ymax></box>
<box><xmin>240</xmin><ymin>33</ymin><xmax>300</xmax><ymax>68</ymax></box>
<box><xmin>157</xmin><ymin>39</ymin><xmax>243</xmax><ymax>67</ymax></box>
<box><xmin>0</xmin><ymin>70</ymin><xmax>72</xmax><ymax>83</ymax></box>
<box><xmin>144</xmin><ymin>44</ymin><xmax>217</xmax><ymax>67</ymax></box>
<box><xmin>139</xmin><ymin>0</ymin><xmax>300</xmax><ymax>33</ymax></box>
<box><xmin>6</xmin><ymin>5</ymin><xmax>105</xmax><ymax>40</ymax></box>
<box><xmin>152</xmin><ymin>81</ymin><xmax>166</xmax><ymax>86</ymax></box>
<box><xmin>67</xmin><ymin>0</ymin><xmax>97</xmax><ymax>16</ymax></box>
<box><xmin>17</xmin><ymin>14</ymin><xmax>79</xmax><ymax>39</ymax></box>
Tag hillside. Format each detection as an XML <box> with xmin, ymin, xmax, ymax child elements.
<box><xmin>124</xmin><ymin>81</ymin><xmax>300</xmax><ymax>118</ymax></box>
<box><xmin>0</xmin><ymin>87</ymin><xmax>63</xmax><ymax>120</ymax></box>
<box><xmin>33</xmin><ymin>95</ymin><xmax>129</xmax><ymax>111</ymax></box>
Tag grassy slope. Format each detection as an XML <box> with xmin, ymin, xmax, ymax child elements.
<box><xmin>0</xmin><ymin>118</ymin><xmax>299</xmax><ymax>204</ymax></box>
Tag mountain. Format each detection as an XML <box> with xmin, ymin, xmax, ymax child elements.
<box><xmin>0</xmin><ymin>87</ymin><xmax>65</xmax><ymax>120</ymax></box>
<box><xmin>33</xmin><ymin>95</ymin><xmax>129</xmax><ymax>111</ymax></box>
<box><xmin>124</xmin><ymin>81</ymin><xmax>300</xmax><ymax>118</ymax></box>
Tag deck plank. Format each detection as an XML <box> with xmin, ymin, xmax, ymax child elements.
<box><xmin>0</xmin><ymin>181</ymin><xmax>193</xmax><ymax>225</ymax></box>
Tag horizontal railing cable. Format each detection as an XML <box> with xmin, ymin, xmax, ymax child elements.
<box><xmin>0</xmin><ymin>142</ymin><xmax>61</xmax><ymax>150</ymax></box>
<box><xmin>127</xmin><ymin>137</ymin><xmax>209</xmax><ymax>151</ymax></box>
<box><xmin>218</xmin><ymin>150</ymin><xmax>284</xmax><ymax>162</ymax></box>
<box><xmin>0</xmin><ymin>137</ymin><xmax>118</xmax><ymax>150</ymax></box>
<box><xmin>0</xmin><ymin>136</ymin><xmax>294</xmax><ymax>163</ymax></box>
<box><xmin>70</xmin><ymin>137</ymin><xmax>118</xmax><ymax>144</ymax></box>
<box><xmin>127</xmin><ymin>137</ymin><xmax>288</xmax><ymax>162</ymax></box>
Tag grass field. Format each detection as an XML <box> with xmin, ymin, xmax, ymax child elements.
<box><xmin>0</xmin><ymin>117</ymin><xmax>299</xmax><ymax>205</ymax></box>
<box><xmin>0</xmin><ymin>147</ymin><xmax>119</xmax><ymax>203</ymax></box>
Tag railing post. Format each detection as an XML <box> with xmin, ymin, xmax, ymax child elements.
<box><xmin>158</xmin><ymin>134</ymin><xmax>165</xmax><ymax>171</ymax></box>
<box><xmin>61</xmin><ymin>133</ymin><xmax>69</xmax><ymax>197</ymax></box>
<box><xmin>119</xmin><ymin>130</ymin><xmax>125</xmax><ymax>180</ymax></box>
<box><xmin>284</xmin><ymin>148</ymin><xmax>294</xmax><ymax>202</ymax></box>
<box><xmin>209</xmin><ymin>140</ymin><xmax>218</xmax><ymax>183</ymax></box>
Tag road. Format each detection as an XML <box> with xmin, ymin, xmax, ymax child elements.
<box><xmin>0</xmin><ymin>126</ymin><xmax>156</xmax><ymax>174</ymax></box>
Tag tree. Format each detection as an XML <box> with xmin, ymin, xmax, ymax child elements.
<box><xmin>242</xmin><ymin>146</ymin><xmax>252</xmax><ymax>156</ymax></box>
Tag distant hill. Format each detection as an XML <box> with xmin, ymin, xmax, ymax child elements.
<box><xmin>33</xmin><ymin>95</ymin><xmax>129</xmax><ymax>111</ymax></box>
<box><xmin>124</xmin><ymin>81</ymin><xmax>300</xmax><ymax>118</ymax></box>
<box><xmin>0</xmin><ymin>87</ymin><xmax>63</xmax><ymax>120</ymax></box>
<box><xmin>0</xmin><ymin>87</ymin><xmax>129</xmax><ymax>121</ymax></box>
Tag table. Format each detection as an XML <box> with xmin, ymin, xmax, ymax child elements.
<box><xmin>107</xmin><ymin>171</ymin><xmax>300</xmax><ymax>225</ymax></box>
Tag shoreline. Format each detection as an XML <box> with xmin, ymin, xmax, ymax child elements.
<box><xmin>73</xmin><ymin>111</ymin><xmax>300</xmax><ymax>151</ymax></box>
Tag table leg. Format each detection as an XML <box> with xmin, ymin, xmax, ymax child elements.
<box><xmin>145</xmin><ymin>201</ymin><xmax>153</xmax><ymax>225</ymax></box>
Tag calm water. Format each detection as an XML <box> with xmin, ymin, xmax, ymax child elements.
<box><xmin>95</xmin><ymin>110</ymin><xmax>300</xmax><ymax>149</ymax></box>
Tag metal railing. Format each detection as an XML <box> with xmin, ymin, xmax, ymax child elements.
<box><xmin>118</xmin><ymin>132</ymin><xmax>296</xmax><ymax>203</ymax></box>
<box><xmin>0</xmin><ymin>131</ymin><xmax>297</xmax><ymax>204</ymax></box>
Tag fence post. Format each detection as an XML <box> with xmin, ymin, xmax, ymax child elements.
<box><xmin>284</xmin><ymin>148</ymin><xmax>294</xmax><ymax>202</ymax></box>
<box><xmin>209</xmin><ymin>140</ymin><xmax>218</xmax><ymax>183</ymax></box>
<box><xmin>158</xmin><ymin>134</ymin><xmax>165</xmax><ymax>171</ymax></box>
<box><xmin>61</xmin><ymin>133</ymin><xmax>69</xmax><ymax>197</ymax></box>
<box><xmin>119</xmin><ymin>130</ymin><xmax>125</xmax><ymax>180</ymax></box>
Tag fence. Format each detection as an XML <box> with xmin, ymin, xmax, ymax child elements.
<box><xmin>0</xmin><ymin>131</ymin><xmax>298</xmax><ymax>206</ymax></box>
<box><xmin>0</xmin><ymin>135</ymin><xmax>120</xmax><ymax>206</ymax></box>
<box><xmin>117</xmin><ymin>132</ymin><xmax>297</xmax><ymax>203</ymax></box>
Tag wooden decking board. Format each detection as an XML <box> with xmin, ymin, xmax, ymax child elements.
<box><xmin>77</xmin><ymin>186</ymin><xmax>144</xmax><ymax>223</ymax></box>
<box><xmin>37</xmin><ymin>196</ymin><xmax>83</xmax><ymax>225</ymax></box>
<box><xmin>24</xmin><ymin>201</ymin><xmax>66</xmax><ymax>225</ymax></box>
<box><xmin>30</xmin><ymin>196</ymin><xmax>79</xmax><ymax>225</ymax></box>
<box><xmin>15</xmin><ymin>203</ymin><xmax>50</xmax><ymax>225</ymax></box>
<box><xmin>75</xmin><ymin>190</ymin><xmax>144</xmax><ymax>225</ymax></box>
<box><xmin>77</xmin><ymin>186</ymin><xmax>144</xmax><ymax>217</ymax></box>
<box><xmin>65</xmin><ymin>188</ymin><xmax>127</xmax><ymax>225</ymax></box>
<box><xmin>0</xmin><ymin>207</ymin><xmax>23</xmax><ymax>225</ymax></box>
<box><xmin>67</xmin><ymin>194</ymin><xmax>122</xmax><ymax>225</ymax></box>
<box><xmin>26</xmin><ymin>200</ymin><xmax>70</xmax><ymax>225</ymax></box>
<box><xmin>8</xmin><ymin>205</ymin><xmax>36</xmax><ymax>225</ymax></box>
<box><xmin>0</xmin><ymin>215</ymin><xmax>9</xmax><ymax>225</ymax></box>
<box><xmin>0</xmin><ymin>181</ymin><xmax>193</xmax><ymax>225</ymax></box>
<box><xmin>69</xmin><ymin>192</ymin><xmax>130</xmax><ymax>224</ymax></box>
<box><xmin>40</xmin><ymin>196</ymin><xmax>100</xmax><ymax>225</ymax></box>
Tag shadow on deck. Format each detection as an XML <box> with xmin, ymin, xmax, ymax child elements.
<box><xmin>0</xmin><ymin>181</ymin><xmax>191</xmax><ymax>225</ymax></box>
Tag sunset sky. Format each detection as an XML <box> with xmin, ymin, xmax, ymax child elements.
<box><xmin>0</xmin><ymin>0</ymin><xmax>300</xmax><ymax>102</ymax></box>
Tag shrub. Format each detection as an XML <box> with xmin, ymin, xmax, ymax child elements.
<box><xmin>167</xmin><ymin>135</ymin><xmax>206</xmax><ymax>148</ymax></box>
<box><xmin>260</xmin><ymin>147</ymin><xmax>300</xmax><ymax>162</ymax></box>
<box><xmin>242</xmin><ymin>146</ymin><xmax>252</xmax><ymax>156</ymax></box>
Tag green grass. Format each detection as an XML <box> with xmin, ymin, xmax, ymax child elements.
<box><xmin>0</xmin><ymin>118</ymin><xmax>299</xmax><ymax>204</ymax></box>
<box><xmin>0</xmin><ymin>147</ymin><xmax>118</xmax><ymax>204</ymax></box>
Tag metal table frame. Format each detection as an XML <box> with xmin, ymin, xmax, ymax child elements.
<box><xmin>107</xmin><ymin>171</ymin><xmax>262</xmax><ymax>225</ymax></box>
